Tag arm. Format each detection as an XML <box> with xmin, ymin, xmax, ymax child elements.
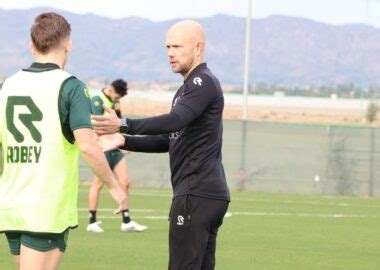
<box><xmin>63</xmin><ymin>78</ymin><xmax>127</xmax><ymax>212</ymax></box>
<box><xmin>125</xmin><ymin>108</ymin><xmax>195</xmax><ymax>135</ymax></box>
<box><xmin>74</xmin><ymin>128</ymin><xmax>127</xmax><ymax>212</ymax></box>
<box><xmin>92</xmin><ymin>75</ymin><xmax>216</xmax><ymax>135</ymax></box>
<box><xmin>123</xmin><ymin>134</ymin><xmax>169</xmax><ymax>152</ymax></box>
<box><xmin>91</xmin><ymin>104</ymin><xmax>196</xmax><ymax>135</ymax></box>
<box><xmin>98</xmin><ymin>133</ymin><xmax>169</xmax><ymax>153</ymax></box>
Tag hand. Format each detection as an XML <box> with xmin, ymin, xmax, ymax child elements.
<box><xmin>113</xmin><ymin>197</ymin><xmax>128</xmax><ymax>215</ymax></box>
<box><xmin>92</xmin><ymin>105</ymin><xmax>121</xmax><ymax>135</ymax></box>
<box><xmin>109</xmin><ymin>184</ymin><xmax>128</xmax><ymax>214</ymax></box>
<box><xmin>98</xmin><ymin>133</ymin><xmax>125</xmax><ymax>152</ymax></box>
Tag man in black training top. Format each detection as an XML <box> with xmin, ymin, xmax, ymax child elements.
<box><xmin>93</xmin><ymin>20</ymin><xmax>230</xmax><ymax>270</ymax></box>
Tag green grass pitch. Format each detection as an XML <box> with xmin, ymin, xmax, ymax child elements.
<box><xmin>1</xmin><ymin>185</ymin><xmax>379</xmax><ymax>269</ymax></box>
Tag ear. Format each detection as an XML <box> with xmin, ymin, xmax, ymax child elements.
<box><xmin>195</xmin><ymin>41</ymin><xmax>203</xmax><ymax>57</ymax></box>
<box><xmin>29</xmin><ymin>42</ymin><xmax>36</xmax><ymax>56</ymax></box>
<box><xmin>109</xmin><ymin>86</ymin><xmax>116</xmax><ymax>95</ymax></box>
<box><xmin>65</xmin><ymin>39</ymin><xmax>73</xmax><ymax>54</ymax></box>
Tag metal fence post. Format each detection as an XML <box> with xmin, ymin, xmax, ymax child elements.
<box><xmin>323</xmin><ymin>125</ymin><xmax>332</xmax><ymax>195</ymax></box>
<box><xmin>238</xmin><ymin>120</ymin><xmax>248</xmax><ymax>191</ymax></box>
<box><xmin>369</xmin><ymin>126</ymin><xmax>374</xmax><ymax>196</ymax></box>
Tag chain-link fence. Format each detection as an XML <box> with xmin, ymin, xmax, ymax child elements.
<box><xmin>1</xmin><ymin>119</ymin><xmax>378</xmax><ymax>196</ymax></box>
<box><xmin>77</xmin><ymin>120</ymin><xmax>380</xmax><ymax>197</ymax></box>
<box><xmin>225</xmin><ymin>121</ymin><xmax>380</xmax><ymax>196</ymax></box>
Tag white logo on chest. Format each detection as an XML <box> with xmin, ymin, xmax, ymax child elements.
<box><xmin>193</xmin><ymin>77</ymin><xmax>202</xmax><ymax>86</ymax></box>
<box><xmin>173</xmin><ymin>97</ymin><xmax>179</xmax><ymax>107</ymax></box>
<box><xmin>169</xmin><ymin>131</ymin><xmax>180</xmax><ymax>140</ymax></box>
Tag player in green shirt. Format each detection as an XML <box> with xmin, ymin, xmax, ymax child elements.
<box><xmin>0</xmin><ymin>12</ymin><xmax>127</xmax><ymax>270</ymax></box>
<box><xmin>88</xmin><ymin>80</ymin><xmax>147</xmax><ymax>233</ymax></box>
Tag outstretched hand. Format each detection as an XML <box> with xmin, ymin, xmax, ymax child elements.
<box><xmin>98</xmin><ymin>133</ymin><xmax>125</xmax><ymax>152</ymax></box>
<box><xmin>92</xmin><ymin>105</ymin><xmax>121</xmax><ymax>135</ymax></box>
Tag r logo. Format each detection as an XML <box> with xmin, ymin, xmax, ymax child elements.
<box><xmin>193</xmin><ymin>77</ymin><xmax>202</xmax><ymax>86</ymax></box>
<box><xmin>6</xmin><ymin>96</ymin><xmax>43</xmax><ymax>143</ymax></box>
<box><xmin>177</xmin><ymin>215</ymin><xmax>184</xmax><ymax>225</ymax></box>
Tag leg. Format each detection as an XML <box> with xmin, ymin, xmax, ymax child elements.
<box><xmin>169</xmin><ymin>196</ymin><xmax>207</xmax><ymax>270</ymax></box>
<box><xmin>5</xmin><ymin>231</ymin><xmax>21</xmax><ymax>269</ymax></box>
<box><xmin>88</xmin><ymin>150</ymin><xmax>115</xmax><ymax>225</ymax></box>
<box><xmin>19</xmin><ymin>245</ymin><xmax>64</xmax><ymax>270</ymax></box>
<box><xmin>200</xmin><ymin>201</ymin><xmax>229</xmax><ymax>270</ymax></box>
<box><xmin>18</xmin><ymin>230</ymin><xmax>69</xmax><ymax>270</ymax></box>
<box><xmin>113</xmin><ymin>157</ymin><xmax>147</xmax><ymax>232</ymax></box>
<box><xmin>112</xmin><ymin>158</ymin><xmax>130</xmax><ymax>207</ymax></box>
<box><xmin>168</xmin><ymin>196</ymin><xmax>228</xmax><ymax>270</ymax></box>
<box><xmin>13</xmin><ymin>255</ymin><xmax>20</xmax><ymax>269</ymax></box>
<box><xmin>88</xmin><ymin>176</ymin><xmax>104</xmax><ymax>212</ymax></box>
<box><xmin>113</xmin><ymin>157</ymin><xmax>130</xmax><ymax>225</ymax></box>
<box><xmin>200</xmin><ymin>226</ymin><xmax>218</xmax><ymax>270</ymax></box>
<box><xmin>87</xmin><ymin>176</ymin><xmax>105</xmax><ymax>232</ymax></box>
<box><xmin>89</xmin><ymin>150</ymin><xmax>116</xmax><ymax>214</ymax></box>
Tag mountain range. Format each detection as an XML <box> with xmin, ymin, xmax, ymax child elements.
<box><xmin>0</xmin><ymin>8</ymin><xmax>379</xmax><ymax>86</ymax></box>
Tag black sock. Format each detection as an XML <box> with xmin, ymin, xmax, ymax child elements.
<box><xmin>122</xmin><ymin>209</ymin><xmax>131</xmax><ymax>223</ymax></box>
<box><xmin>89</xmin><ymin>210</ymin><xmax>97</xmax><ymax>224</ymax></box>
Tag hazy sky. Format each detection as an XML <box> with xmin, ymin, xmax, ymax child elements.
<box><xmin>1</xmin><ymin>0</ymin><xmax>380</xmax><ymax>27</ymax></box>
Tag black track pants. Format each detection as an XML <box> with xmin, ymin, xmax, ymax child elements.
<box><xmin>168</xmin><ymin>195</ymin><xmax>229</xmax><ymax>270</ymax></box>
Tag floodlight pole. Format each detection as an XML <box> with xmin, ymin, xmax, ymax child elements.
<box><xmin>239</xmin><ymin>0</ymin><xmax>252</xmax><ymax>191</ymax></box>
<box><xmin>361</xmin><ymin>0</ymin><xmax>374</xmax><ymax>197</ymax></box>
<box><xmin>243</xmin><ymin>0</ymin><xmax>252</xmax><ymax>120</ymax></box>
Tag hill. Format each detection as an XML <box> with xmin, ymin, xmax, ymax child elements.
<box><xmin>1</xmin><ymin>8</ymin><xmax>379</xmax><ymax>86</ymax></box>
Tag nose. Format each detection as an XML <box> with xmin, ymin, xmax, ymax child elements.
<box><xmin>168</xmin><ymin>48</ymin><xmax>175</xmax><ymax>57</ymax></box>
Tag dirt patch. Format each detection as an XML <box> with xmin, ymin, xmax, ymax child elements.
<box><xmin>120</xmin><ymin>96</ymin><xmax>380</xmax><ymax>125</ymax></box>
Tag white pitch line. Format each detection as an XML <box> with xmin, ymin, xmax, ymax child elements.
<box><xmin>78</xmin><ymin>208</ymin><xmax>154</xmax><ymax>212</ymax></box>
<box><xmin>80</xmin><ymin>215</ymin><xmax>168</xmax><ymax>220</ymax></box>
<box><xmin>131</xmin><ymin>192</ymin><xmax>380</xmax><ymax>209</ymax></box>
<box><xmin>78</xmin><ymin>189</ymin><xmax>173</xmax><ymax>198</ymax></box>
<box><xmin>130</xmin><ymin>192</ymin><xmax>172</xmax><ymax>198</ymax></box>
<box><xmin>232</xmin><ymin>198</ymin><xmax>380</xmax><ymax>209</ymax></box>
<box><xmin>79</xmin><ymin>211</ymin><xmax>378</xmax><ymax>220</ymax></box>
<box><xmin>78</xmin><ymin>190</ymin><xmax>380</xmax><ymax>209</ymax></box>
<box><xmin>230</xmin><ymin>211</ymin><xmax>377</xmax><ymax>218</ymax></box>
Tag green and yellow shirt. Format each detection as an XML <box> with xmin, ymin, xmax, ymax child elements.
<box><xmin>0</xmin><ymin>62</ymin><xmax>91</xmax><ymax>233</ymax></box>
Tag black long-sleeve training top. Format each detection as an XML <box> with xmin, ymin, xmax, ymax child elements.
<box><xmin>122</xmin><ymin>63</ymin><xmax>230</xmax><ymax>201</ymax></box>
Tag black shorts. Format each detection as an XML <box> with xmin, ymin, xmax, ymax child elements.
<box><xmin>168</xmin><ymin>195</ymin><xmax>229</xmax><ymax>270</ymax></box>
<box><xmin>104</xmin><ymin>149</ymin><xmax>124</xmax><ymax>170</ymax></box>
<box><xmin>4</xmin><ymin>230</ymin><xmax>69</xmax><ymax>255</ymax></box>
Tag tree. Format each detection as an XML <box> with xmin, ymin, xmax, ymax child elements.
<box><xmin>366</xmin><ymin>102</ymin><xmax>378</xmax><ymax>123</ymax></box>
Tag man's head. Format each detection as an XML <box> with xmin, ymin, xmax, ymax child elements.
<box><xmin>104</xmin><ymin>79</ymin><xmax>128</xmax><ymax>102</ymax></box>
<box><xmin>29</xmin><ymin>12</ymin><xmax>72</xmax><ymax>67</ymax></box>
<box><xmin>166</xmin><ymin>20</ymin><xmax>205</xmax><ymax>78</ymax></box>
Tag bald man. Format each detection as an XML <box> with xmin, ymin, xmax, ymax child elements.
<box><xmin>93</xmin><ymin>20</ymin><xmax>230</xmax><ymax>270</ymax></box>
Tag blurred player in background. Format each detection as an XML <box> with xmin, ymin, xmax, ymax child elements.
<box><xmin>87</xmin><ymin>79</ymin><xmax>147</xmax><ymax>233</ymax></box>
